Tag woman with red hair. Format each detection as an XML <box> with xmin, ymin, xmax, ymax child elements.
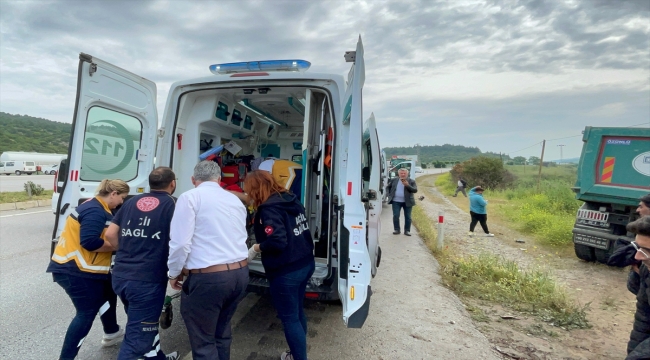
<box><xmin>245</xmin><ymin>171</ymin><xmax>315</xmax><ymax>360</ymax></box>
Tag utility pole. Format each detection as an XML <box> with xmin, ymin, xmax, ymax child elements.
<box><xmin>557</xmin><ymin>144</ymin><xmax>565</xmax><ymax>165</ymax></box>
<box><xmin>537</xmin><ymin>140</ymin><xmax>546</xmax><ymax>192</ymax></box>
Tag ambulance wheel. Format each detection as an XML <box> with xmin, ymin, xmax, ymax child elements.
<box><xmin>574</xmin><ymin>243</ymin><xmax>595</xmax><ymax>262</ymax></box>
<box><xmin>15</xmin><ymin>170</ymin><xmax>21</xmax><ymax>175</ymax></box>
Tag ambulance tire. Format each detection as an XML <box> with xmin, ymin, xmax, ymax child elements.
<box><xmin>15</xmin><ymin>170</ymin><xmax>21</xmax><ymax>175</ymax></box>
<box><xmin>574</xmin><ymin>243</ymin><xmax>595</xmax><ymax>262</ymax></box>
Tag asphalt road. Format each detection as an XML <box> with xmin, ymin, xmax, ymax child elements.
<box><xmin>0</xmin><ymin>174</ymin><xmax>56</xmax><ymax>192</ymax></box>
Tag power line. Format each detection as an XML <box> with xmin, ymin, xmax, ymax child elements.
<box><xmin>504</xmin><ymin>121</ymin><xmax>647</xmax><ymax>157</ymax></box>
<box><xmin>546</xmin><ymin>134</ymin><xmax>583</xmax><ymax>142</ymax></box>
<box><xmin>628</xmin><ymin>122</ymin><xmax>650</xmax><ymax>127</ymax></box>
<box><xmin>507</xmin><ymin>141</ymin><xmax>543</xmax><ymax>155</ymax></box>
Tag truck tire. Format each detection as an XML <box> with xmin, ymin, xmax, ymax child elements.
<box><xmin>595</xmin><ymin>247</ymin><xmax>614</xmax><ymax>264</ymax></box>
<box><xmin>574</xmin><ymin>243</ymin><xmax>595</xmax><ymax>262</ymax></box>
<box><xmin>15</xmin><ymin>170</ymin><xmax>21</xmax><ymax>175</ymax></box>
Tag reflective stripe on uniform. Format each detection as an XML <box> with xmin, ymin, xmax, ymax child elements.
<box><xmin>99</xmin><ymin>301</ymin><xmax>110</xmax><ymax>316</ymax></box>
<box><xmin>143</xmin><ymin>334</ymin><xmax>161</xmax><ymax>357</ymax></box>
<box><xmin>51</xmin><ymin>250</ymin><xmax>111</xmax><ymax>272</ymax></box>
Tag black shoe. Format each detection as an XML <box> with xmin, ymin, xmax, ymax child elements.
<box><xmin>404</xmin><ymin>231</ymin><xmax>411</xmax><ymax>236</ymax></box>
<box><xmin>393</xmin><ymin>231</ymin><xmax>400</xmax><ymax>235</ymax></box>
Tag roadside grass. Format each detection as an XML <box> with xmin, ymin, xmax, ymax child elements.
<box><xmin>0</xmin><ymin>190</ymin><xmax>53</xmax><ymax>203</ymax></box>
<box><xmin>413</xmin><ymin>173</ymin><xmax>590</xmax><ymax>330</ymax></box>
<box><xmin>437</xmin><ymin>169</ymin><xmax>581</xmax><ymax>247</ymax></box>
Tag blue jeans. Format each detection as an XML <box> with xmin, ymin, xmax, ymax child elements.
<box><xmin>112</xmin><ymin>276</ymin><xmax>167</xmax><ymax>360</ymax></box>
<box><xmin>52</xmin><ymin>272</ymin><xmax>119</xmax><ymax>360</ymax></box>
<box><xmin>392</xmin><ymin>201</ymin><xmax>412</xmax><ymax>232</ymax></box>
<box><xmin>269</xmin><ymin>261</ymin><xmax>316</xmax><ymax>360</ymax></box>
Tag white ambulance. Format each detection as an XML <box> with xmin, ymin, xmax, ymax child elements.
<box><xmin>52</xmin><ymin>37</ymin><xmax>381</xmax><ymax>328</ymax></box>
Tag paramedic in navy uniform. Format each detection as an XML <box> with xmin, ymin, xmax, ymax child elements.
<box><xmin>46</xmin><ymin>179</ymin><xmax>129</xmax><ymax>360</ymax></box>
<box><xmin>245</xmin><ymin>170</ymin><xmax>316</xmax><ymax>360</ymax></box>
<box><xmin>167</xmin><ymin>160</ymin><xmax>249</xmax><ymax>360</ymax></box>
<box><xmin>105</xmin><ymin>167</ymin><xmax>179</xmax><ymax>360</ymax></box>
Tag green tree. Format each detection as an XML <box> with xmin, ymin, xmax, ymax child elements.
<box><xmin>450</xmin><ymin>156</ymin><xmax>515</xmax><ymax>190</ymax></box>
<box><xmin>528</xmin><ymin>156</ymin><xmax>540</xmax><ymax>165</ymax></box>
<box><xmin>513</xmin><ymin>156</ymin><xmax>527</xmax><ymax>165</ymax></box>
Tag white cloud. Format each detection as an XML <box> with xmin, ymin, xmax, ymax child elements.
<box><xmin>0</xmin><ymin>0</ymin><xmax>648</xmax><ymax>158</ymax></box>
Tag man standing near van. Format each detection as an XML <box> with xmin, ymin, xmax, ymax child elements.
<box><xmin>167</xmin><ymin>161</ymin><xmax>249</xmax><ymax>360</ymax></box>
<box><xmin>387</xmin><ymin>168</ymin><xmax>418</xmax><ymax>236</ymax></box>
<box><xmin>105</xmin><ymin>167</ymin><xmax>179</xmax><ymax>360</ymax></box>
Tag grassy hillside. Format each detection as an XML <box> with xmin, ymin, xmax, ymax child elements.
<box><xmin>384</xmin><ymin>144</ymin><xmax>508</xmax><ymax>164</ymax></box>
<box><xmin>0</xmin><ymin>112</ymin><xmax>71</xmax><ymax>154</ymax></box>
<box><xmin>438</xmin><ymin>164</ymin><xmax>580</xmax><ymax>246</ymax></box>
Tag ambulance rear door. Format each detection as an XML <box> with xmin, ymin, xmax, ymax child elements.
<box><xmin>51</xmin><ymin>53</ymin><xmax>158</xmax><ymax>254</ymax></box>
<box><xmin>363</xmin><ymin>113</ymin><xmax>382</xmax><ymax>277</ymax></box>
<box><xmin>337</xmin><ymin>36</ymin><xmax>372</xmax><ymax>328</ymax></box>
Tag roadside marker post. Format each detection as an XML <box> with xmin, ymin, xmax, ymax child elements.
<box><xmin>437</xmin><ymin>211</ymin><xmax>444</xmax><ymax>250</ymax></box>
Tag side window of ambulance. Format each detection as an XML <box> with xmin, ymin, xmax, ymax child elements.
<box><xmin>80</xmin><ymin>106</ymin><xmax>142</xmax><ymax>182</ymax></box>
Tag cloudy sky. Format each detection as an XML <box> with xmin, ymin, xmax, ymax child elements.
<box><xmin>1</xmin><ymin>0</ymin><xmax>648</xmax><ymax>159</ymax></box>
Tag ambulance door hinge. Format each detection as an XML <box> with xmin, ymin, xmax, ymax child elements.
<box><xmin>89</xmin><ymin>63</ymin><xmax>97</xmax><ymax>76</ymax></box>
<box><xmin>157</xmin><ymin>128</ymin><xmax>165</xmax><ymax>138</ymax></box>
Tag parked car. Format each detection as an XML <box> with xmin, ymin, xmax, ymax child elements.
<box><xmin>40</xmin><ymin>164</ymin><xmax>59</xmax><ymax>175</ymax></box>
<box><xmin>0</xmin><ymin>161</ymin><xmax>36</xmax><ymax>175</ymax></box>
<box><xmin>415</xmin><ymin>166</ymin><xmax>424</xmax><ymax>173</ymax></box>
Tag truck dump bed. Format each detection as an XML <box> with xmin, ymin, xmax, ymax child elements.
<box><xmin>574</xmin><ymin>126</ymin><xmax>650</xmax><ymax>206</ymax></box>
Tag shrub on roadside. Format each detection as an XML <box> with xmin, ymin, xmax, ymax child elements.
<box><xmin>450</xmin><ymin>156</ymin><xmax>514</xmax><ymax>190</ymax></box>
<box><xmin>24</xmin><ymin>181</ymin><xmax>44</xmax><ymax>196</ymax></box>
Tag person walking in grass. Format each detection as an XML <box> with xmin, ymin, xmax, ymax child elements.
<box><xmin>453</xmin><ymin>177</ymin><xmax>468</xmax><ymax>198</ymax></box>
<box><xmin>468</xmin><ymin>186</ymin><xmax>494</xmax><ymax>237</ymax></box>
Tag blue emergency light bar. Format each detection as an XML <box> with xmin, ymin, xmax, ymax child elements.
<box><xmin>209</xmin><ymin>60</ymin><xmax>311</xmax><ymax>75</ymax></box>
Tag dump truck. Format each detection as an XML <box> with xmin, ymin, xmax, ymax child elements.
<box><xmin>572</xmin><ymin>126</ymin><xmax>650</xmax><ymax>263</ymax></box>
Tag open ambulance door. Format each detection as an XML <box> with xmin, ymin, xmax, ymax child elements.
<box><xmin>363</xmin><ymin>113</ymin><xmax>382</xmax><ymax>278</ymax></box>
<box><xmin>51</xmin><ymin>53</ymin><xmax>158</xmax><ymax>255</ymax></box>
<box><xmin>337</xmin><ymin>36</ymin><xmax>372</xmax><ymax>328</ymax></box>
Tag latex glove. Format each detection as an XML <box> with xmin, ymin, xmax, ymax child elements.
<box><xmin>248</xmin><ymin>245</ymin><xmax>261</xmax><ymax>262</ymax></box>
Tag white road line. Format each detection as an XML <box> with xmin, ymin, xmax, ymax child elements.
<box><xmin>0</xmin><ymin>210</ymin><xmax>51</xmax><ymax>218</ymax></box>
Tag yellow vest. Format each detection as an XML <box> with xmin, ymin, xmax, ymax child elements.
<box><xmin>51</xmin><ymin>197</ymin><xmax>112</xmax><ymax>274</ymax></box>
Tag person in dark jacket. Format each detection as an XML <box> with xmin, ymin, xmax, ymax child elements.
<box><xmin>626</xmin><ymin>216</ymin><xmax>650</xmax><ymax>360</ymax></box>
<box><xmin>386</xmin><ymin>168</ymin><xmax>418</xmax><ymax>236</ymax></box>
<box><xmin>244</xmin><ymin>170</ymin><xmax>315</xmax><ymax>360</ymax></box>
<box><xmin>453</xmin><ymin>177</ymin><xmax>468</xmax><ymax>197</ymax></box>
<box><xmin>105</xmin><ymin>167</ymin><xmax>179</xmax><ymax>360</ymax></box>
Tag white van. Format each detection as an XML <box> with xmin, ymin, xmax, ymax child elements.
<box><xmin>52</xmin><ymin>37</ymin><xmax>380</xmax><ymax>328</ymax></box>
<box><xmin>0</xmin><ymin>161</ymin><xmax>36</xmax><ymax>175</ymax></box>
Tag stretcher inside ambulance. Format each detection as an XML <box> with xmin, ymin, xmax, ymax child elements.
<box><xmin>52</xmin><ymin>37</ymin><xmax>379</xmax><ymax>328</ymax></box>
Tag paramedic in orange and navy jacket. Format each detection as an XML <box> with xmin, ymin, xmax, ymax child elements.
<box><xmin>46</xmin><ymin>179</ymin><xmax>129</xmax><ymax>360</ymax></box>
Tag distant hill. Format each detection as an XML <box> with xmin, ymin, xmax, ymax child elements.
<box><xmin>383</xmin><ymin>144</ymin><xmax>510</xmax><ymax>164</ymax></box>
<box><xmin>0</xmin><ymin>112</ymin><xmax>71</xmax><ymax>155</ymax></box>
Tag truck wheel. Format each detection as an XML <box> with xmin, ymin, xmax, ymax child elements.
<box><xmin>574</xmin><ymin>243</ymin><xmax>595</xmax><ymax>262</ymax></box>
<box><xmin>595</xmin><ymin>247</ymin><xmax>614</xmax><ymax>264</ymax></box>
<box><xmin>15</xmin><ymin>170</ymin><xmax>21</xmax><ymax>175</ymax></box>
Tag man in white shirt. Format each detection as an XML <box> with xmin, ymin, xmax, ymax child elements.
<box><xmin>167</xmin><ymin>161</ymin><xmax>249</xmax><ymax>360</ymax></box>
